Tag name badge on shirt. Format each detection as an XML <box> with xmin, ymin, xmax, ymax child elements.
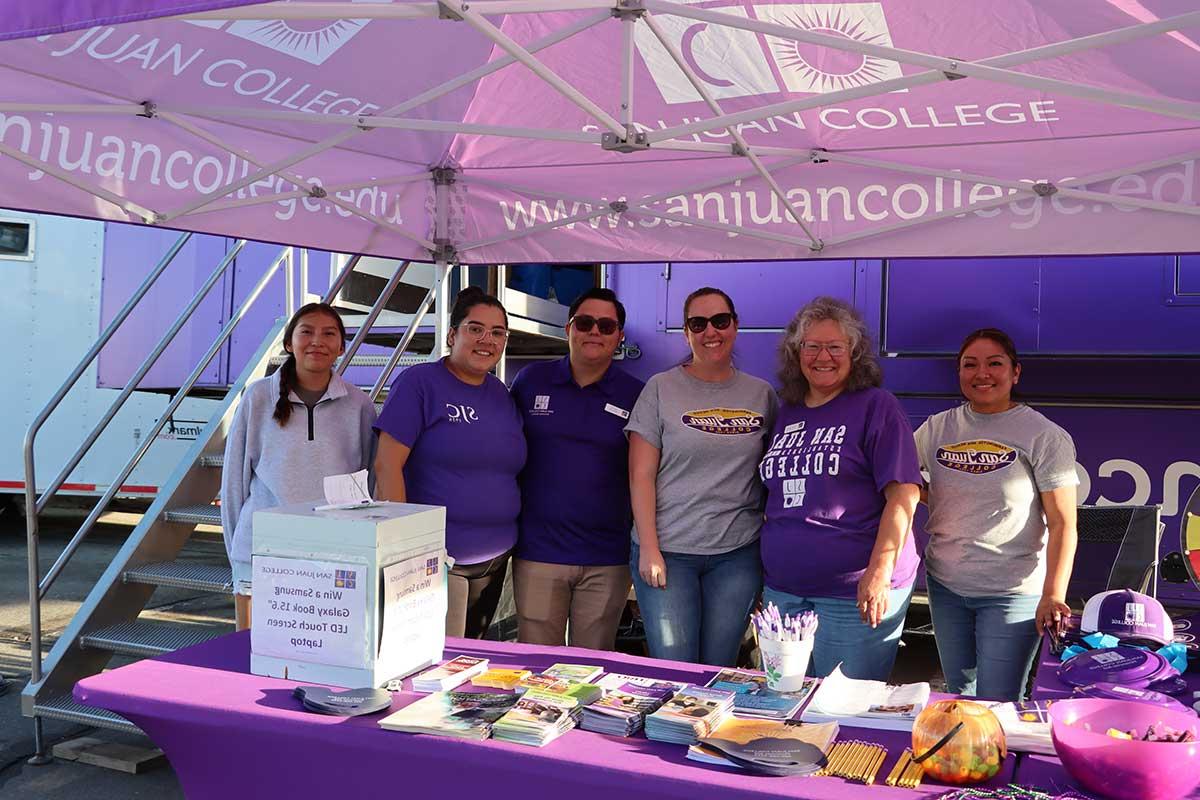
<box><xmin>604</xmin><ymin>403</ymin><xmax>630</xmax><ymax>419</ymax></box>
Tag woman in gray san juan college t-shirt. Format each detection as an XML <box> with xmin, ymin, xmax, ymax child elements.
<box><xmin>915</xmin><ymin>328</ymin><xmax>1079</xmax><ymax>702</ymax></box>
<box><xmin>625</xmin><ymin>287</ymin><xmax>777</xmax><ymax>667</ymax></box>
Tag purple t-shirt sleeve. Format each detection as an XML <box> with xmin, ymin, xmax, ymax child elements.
<box><xmin>863</xmin><ymin>393</ymin><xmax>923</xmax><ymax>492</ymax></box>
<box><xmin>374</xmin><ymin>368</ymin><xmax>426</xmax><ymax>448</ymax></box>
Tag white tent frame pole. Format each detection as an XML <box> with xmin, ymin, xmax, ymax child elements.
<box><xmin>643</xmin><ymin>6</ymin><xmax>1200</xmax><ymax>144</ymax></box>
<box><xmin>620</xmin><ymin>9</ymin><xmax>636</xmax><ymax>129</ymax></box>
<box><xmin>179</xmin><ymin>0</ymin><xmax>616</xmax><ymax>21</ymax></box>
<box><xmin>434</xmin><ymin>260</ymin><xmax>453</xmax><ymax>358</ymax></box>
<box><xmin>820</xmin><ymin>151</ymin><xmax>1200</xmax><ymax>217</ymax></box>
<box><xmin>159</xmin><ymin>106</ymin><xmax>602</xmax><ymax>143</ymax></box>
<box><xmin>0</xmin><ymin>139</ymin><xmax>156</xmax><ymax>222</ymax></box>
<box><xmin>157</xmin><ymin>8</ymin><xmax>610</xmax><ymax>221</ymax></box>
<box><xmin>183</xmin><ymin>174</ymin><xmax>432</xmax><ymax>217</ymax></box>
<box><xmin>329</xmin><ymin>198</ymin><xmax>437</xmax><ymax>251</ymax></box>
<box><xmin>451</xmin><ymin>1</ymin><xmax>627</xmax><ymax>137</ymax></box>
<box><xmin>0</xmin><ymin>103</ymin><xmax>143</xmax><ymax>115</ymax></box>
<box><xmin>643</xmin><ymin>10</ymin><xmax>819</xmax><ymax>249</ymax></box>
<box><xmin>638</xmin><ymin>156</ymin><xmax>809</xmax><ymax>207</ymax></box>
<box><xmin>1062</xmin><ymin>149</ymin><xmax>1200</xmax><ymax>186</ymax></box>
<box><xmin>460</xmin><ymin>174</ymin><xmax>612</xmax><ymax>210</ymax></box>
<box><xmin>645</xmin><ymin>1</ymin><xmax>1200</xmax><ymax>123</ymax></box>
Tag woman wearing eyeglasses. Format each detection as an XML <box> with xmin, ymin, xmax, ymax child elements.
<box><xmin>375</xmin><ymin>287</ymin><xmax>527</xmax><ymax>639</ymax></box>
<box><xmin>759</xmin><ymin>296</ymin><xmax>921</xmax><ymax>681</ymax></box>
<box><xmin>626</xmin><ymin>287</ymin><xmax>777</xmax><ymax>666</ymax></box>
<box><xmin>509</xmin><ymin>288</ymin><xmax>645</xmax><ymax>650</ymax></box>
<box><xmin>915</xmin><ymin>328</ymin><xmax>1077</xmax><ymax>701</ymax></box>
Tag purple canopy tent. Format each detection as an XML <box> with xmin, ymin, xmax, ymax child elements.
<box><xmin>0</xmin><ymin>0</ymin><xmax>1196</xmax><ymax>270</ymax></box>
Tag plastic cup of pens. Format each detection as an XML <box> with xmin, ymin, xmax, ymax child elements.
<box><xmin>754</xmin><ymin>604</ymin><xmax>817</xmax><ymax>693</ymax></box>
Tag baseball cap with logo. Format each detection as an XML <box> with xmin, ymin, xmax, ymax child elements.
<box><xmin>1080</xmin><ymin>589</ymin><xmax>1174</xmax><ymax>646</ymax></box>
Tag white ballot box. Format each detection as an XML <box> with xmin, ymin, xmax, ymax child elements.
<box><xmin>250</xmin><ymin>501</ymin><xmax>446</xmax><ymax>688</ymax></box>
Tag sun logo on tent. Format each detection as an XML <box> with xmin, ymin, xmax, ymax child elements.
<box><xmin>238</xmin><ymin>19</ymin><xmax>368</xmax><ymax>64</ymax></box>
<box><xmin>755</xmin><ymin>3</ymin><xmax>905</xmax><ymax>95</ymax></box>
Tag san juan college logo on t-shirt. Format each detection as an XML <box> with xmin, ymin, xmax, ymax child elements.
<box><xmin>935</xmin><ymin>439</ymin><xmax>1017</xmax><ymax>475</ymax></box>
<box><xmin>681</xmin><ymin>408</ymin><xmax>764</xmax><ymax>435</ymax></box>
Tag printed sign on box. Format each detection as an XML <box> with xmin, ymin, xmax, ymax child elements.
<box><xmin>252</xmin><ymin>555</ymin><xmax>367</xmax><ymax>668</ymax></box>
<box><xmin>378</xmin><ymin>551</ymin><xmax>445</xmax><ymax>666</ymax></box>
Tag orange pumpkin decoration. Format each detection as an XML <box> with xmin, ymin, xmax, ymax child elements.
<box><xmin>911</xmin><ymin>700</ymin><xmax>1007</xmax><ymax>785</ymax></box>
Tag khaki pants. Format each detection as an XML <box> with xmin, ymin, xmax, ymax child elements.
<box><xmin>512</xmin><ymin>559</ymin><xmax>631</xmax><ymax>651</ymax></box>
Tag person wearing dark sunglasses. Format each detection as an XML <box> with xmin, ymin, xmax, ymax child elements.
<box><xmin>626</xmin><ymin>287</ymin><xmax>777</xmax><ymax>667</ymax></box>
<box><xmin>758</xmin><ymin>296</ymin><xmax>921</xmax><ymax>681</ymax></box>
<box><xmin>509</xmin><ymin>288</ymin><xmax>645</xmax><ymax>651</ymax></box>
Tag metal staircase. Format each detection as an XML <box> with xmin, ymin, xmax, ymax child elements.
<box><xmin>21</xmin><ymin>238</ymin><xmax>571</xmax><ymax>759</ymax></box>
<box><xmin>20</xmin><ymin>238</ymin><xmax>449</xmax><ymax>755</ymax></box>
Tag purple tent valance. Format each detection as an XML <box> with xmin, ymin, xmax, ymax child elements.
<box><xmin>0</xmin><ymin>1</ymin><xmax>1197</xmax><ymax>263</ymax></box>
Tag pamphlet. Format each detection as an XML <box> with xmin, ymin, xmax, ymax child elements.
<box><xmin>580</xmin><ymin>679</ymin><xmax>680</xmax><ymax>736</ymax></box>
<box><xmin>645</xmin><ymin>685</ymin><xmax>737</xmax><ymax>745</ymax></box>
<box><xmin>800</xmin><ymin>666</ymin><xmax>930</xmax><ymax>731</ymax></box>
<box><xmin>378</xmin><ymin>691</ymin><xmax>518</xmax><ymax>739</ymax></box>
<box><xmin>688</xmin><ymin>718</ymin><xmax>840</xmax><ymax>776</ymax></box>
<box><xmin>315</xmin><ymin>469</ymin><xmax>380</xmax><ymax>511</ymax></box>
<box><xmin>411</xmin><ymin>655</ymin><xmax>490</xmax><ymax>693</ymax></box>
<box><xmin>705</xmin><ymin>668</ymin><xmax>816</xmax><ymax>719</ymax></box>
<box><xmin>492</xmin><ymin>692</ymin><xmax>581</xmax><ymax>746</ymax></box>
<box><xmin>540</xmin><ymin>663</ymin><xmax>604</xmax><ymax>683</ymax></box>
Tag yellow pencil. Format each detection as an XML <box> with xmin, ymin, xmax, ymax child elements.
<box><xmin>864</xmin><ymin>746</ymin><xmax>887</xmax><ymax>785</ymax></box>
<box><xmin>885</xmin><ymin>749</ymin><xmax>911</xmax><ymax>786</ymax></box>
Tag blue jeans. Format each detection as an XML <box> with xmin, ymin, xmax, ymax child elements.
<box><xmin>631</xmin><ymin>539</ymin><xmax>761</xmax><ymax>667</ymax></box>
<box><xmin>762</xmin><ymin>583</ymin><xmax>913</xmax><ymax>681</ymax></box>
<box><xmin>926</xmin><ymin>575</ymin><xmax>1041</xmax><ymax>701</ymax></box>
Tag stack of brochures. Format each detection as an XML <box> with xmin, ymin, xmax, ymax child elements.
<box><xmin>540</xmin><ymin>663</ymin><xmax>604</xmax><ymax>683</ymax></box>
<box><xmin>472</xmin><ymin>669</ymin><xmax>532</xmax><ymax>689</ymax></box>
<box><xmin>377</xmin><ymin>691</ymin><xmax>519</xmax><ymax>739</ymax></box>
<box><xmin>644</xmin><ymin>685</ymin><xmax>737</xmax><ymax>745</ymax></box>
<box><xmin>516</xmin><ymin>675</ymin><xmax>603</xmax><ymax>705</ymax></box>
<box><xmin>688</xmin><ymin>718</ymin><xmax>840</xmax><ymax>776</ymax></box>
<box><xmin>800</xmin><ymin>666</ymin><xmax>930</xmax><ymax>732</ymax></box>
<box><xmin>293</xmin><ymin>686</ymin><xmax>392</xmax><ymax>717</ymax></box>
<box><xmin>580</xmin><ymin>674</ymin><xmax>683</xmax><ymax>736</ymax></box>
<box><xmin>491</xmin><ymin>692</ymin><xmax>582</xmax><ymax>746</ymax></box>
<box><xmin>705</xmin><ymin>668</ymin><xmax>815</xmax><ymax>720</ymax></box>
<box><xmin>411</xmin><ymin>655</ymin><xmax>490</xmax><ymax>693</ymax></box>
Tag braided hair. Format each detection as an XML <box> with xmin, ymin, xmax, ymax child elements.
<box><xmin>273</xmin><ymin>303</ymin><xmax>346</xmax><ymax>426</ymax></box>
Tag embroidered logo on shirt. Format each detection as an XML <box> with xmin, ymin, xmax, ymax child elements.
<box><xmin>935</xmin><ymin>439</ymin><xmax>1017</xmax><ymax>474</ymax></box>
<box><xmin>534</xmin><ymin>395</ymin><xmax>550</xmax><ymax>410</ymax></box>
<box><xmin>446</xmin><ymin>403</ymin><xmax>479</xmax><ymax>424</ymax></box>
<box><xmin>681</xmin><ymin>407</ymin><xmax>764</xmax><ymax>435</ymax></box>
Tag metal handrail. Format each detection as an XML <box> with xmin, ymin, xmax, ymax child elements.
<box><xmin>337</xmin><ymin>260</ymin><xmax>411</xmax><ymax>376</ymax></box>
<box><xmin>371</xmin><ymin>281</ymin><xmax>439</xmax><ymax>402</ymax></box>
<box><xmin>34</xmin><ymin>240</ymin><xmax>247</xmax><ymax>517</ymax></box>
<box><xmin>22</xmin><ymin>232</ymin><xmax>191</xmax><ymax>689</ymax></box>
<box><xmin>36</xmin><ymin>243</ymin><xmax>288</xmax><ymax>599</ymax></box>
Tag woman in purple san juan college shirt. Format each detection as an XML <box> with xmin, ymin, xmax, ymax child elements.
<box><xmin>759</xmin><ymin>297</ymin><xmax>922</xmax><ymax>681</ymax></box>
<box><xmin>374</xmin><ymin>288</ymin><xmax>527</xmax><ymax>639</ymax></box>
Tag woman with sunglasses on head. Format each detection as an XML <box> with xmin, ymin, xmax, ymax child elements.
<box><xmin>221</xmin><ymin>302</ymin><xmax>378</xmax><ymax>631</ymax></box>
<box><xmin>374</xmin><ymin>287</ymin><xmax>526</xmax><ymax>639</ymax></box>
<box><xmin>915</xmin><ymin>328</ymin><xmax>1078</xmax><ymax>701</ymax></box>
<box><xmin>626</xmin><ymin>287</ymin><xmax>777</xmax><ymax>666</ymax></box>
<box><xmin>759</xmin><ymin>297</ymin><xmax>921</xmax><ymax>681</ymax></box>
<box><xmin>509</xmin><ymin>288</ymin><xmax>645</xmax><ymax>650</ymax></box>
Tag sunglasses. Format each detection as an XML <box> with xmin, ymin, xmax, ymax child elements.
<box><xmin>685</xmin><ymin>313</ymin><xmax>734</xmax><ymax>334</ymax></box>
<box><xmin>570</xmin><ymin>314</ymin><xmax>619</xmax><ymax>335</ymax></box>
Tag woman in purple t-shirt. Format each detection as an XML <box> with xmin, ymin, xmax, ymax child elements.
<box><xmin>374</xmin><ymin>287</ymin><xmax>526</xmax><ymax>639</ymax></box>
<box><xmin>759</xmin><ymin>297</ymin><xmax>922</xmax><ymax>681</ymax></box>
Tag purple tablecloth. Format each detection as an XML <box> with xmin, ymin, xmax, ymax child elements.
<box><xmin>76</xmin><ymin>632</ymin><xmax>1018</xmax><ymax>800</ymax></box>
<box><xmin>1020</xmin><ymin>635</ymin><xmax>1200</xmax><ymax>798</ymax></box>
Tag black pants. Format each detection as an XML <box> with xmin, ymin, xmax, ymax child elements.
<box><xmin>447</xmin><ymin>551</ymin><xmax>511</xmax><ymax>639</ymax></box>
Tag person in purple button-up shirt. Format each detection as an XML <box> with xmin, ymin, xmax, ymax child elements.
<box><xmin>759</xmin><ymin>296</ymin><xmax>922</xmax><ymax>681</ymax></box>
<box><xmin>510</xmin><ymin>288</ymin><xmax>644</xmax><ymax>651</ymax></box>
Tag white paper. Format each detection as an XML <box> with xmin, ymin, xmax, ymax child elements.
<box><xmin>377</xmin><ymin>551</ymin><xmax>446</xmax><ymax>665</ymax></box>
<box><xmin>316</xmin><ymin>469</ymin><xmax>374</xmax><ymax>511</ymax></box>
<box><xmin>251</xmin><ymin>555</ymin><xmax>367</xmax><ymax>668</ymax></box>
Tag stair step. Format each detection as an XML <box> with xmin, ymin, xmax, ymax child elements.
<box><xmin>164</xmin><ymin>504</ymin><xmax>221</xmax><ymax>526</ymax></box>
<box><xmin>268</xmin><ymin>353</ymin><xmax>429</xmax><ymax>368</ymax></box>
<box><xmin>198</xmin><ymin>453</ymin><xmax>224</xmax><ymax>468</ymax></box>
<box><xmin>123</xmin><ymin>561</ymin><xmax>233</xmax><ymax>594</ymax></box>
<box><xmin>34</xmin><ymin>694</ymin><xmax>143</xmax><ymax>736</ymax></box>
<box><xmin>80</xmin><ymin>621</ymin><xmax>224</xmax><ymax>658</ymax></box>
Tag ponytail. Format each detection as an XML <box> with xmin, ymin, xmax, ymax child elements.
<box><xmin>273</xmin><ymin>355</ymin><xmax>297</xmax><ymax>426</ymax></box>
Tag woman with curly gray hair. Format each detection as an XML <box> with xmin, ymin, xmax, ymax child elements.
<box><xmin>758</xmin><ymin>297</ymin><xmax>922</xmax><ymax>680</ymax></box>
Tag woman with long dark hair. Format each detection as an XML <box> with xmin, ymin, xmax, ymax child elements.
<box><xmin>916</xmin><ymin>328</ymin><xmax>1078</xmax><ymax>700</ymax></box>
<box><xmin>374</xmin><ymin>287</ymin><xmax>527</xmax><ymax>638</ymax></box>
<box><xmin>221</xmin><ymin>302</ymin><xmax>378</xmax><ymax>631</ymax></box>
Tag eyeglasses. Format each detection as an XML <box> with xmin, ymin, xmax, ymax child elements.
<box><xmin>460</xmin><ymin>321</ymin><xmax>509</xmax><ymax>342</ymax></box>
<box><xmin>799</xmin><ymin>341</ymin><xmax>848</xmax><ymax>357</ymax></box>
<box><xmin>685</xmin><ymin>313</ymin><xmax>734</xmax><ymax>333</ymax></box>
<box><xmin>570</xmin><ymin>314</ymin><xmax>619</xmax><ymax>335</ymax></box>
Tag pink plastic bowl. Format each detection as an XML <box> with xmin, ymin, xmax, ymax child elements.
<box><xmin>1049</xmin><ymin>698</ymin><xmax>1200</xmax><ymax>800</ymax></box>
